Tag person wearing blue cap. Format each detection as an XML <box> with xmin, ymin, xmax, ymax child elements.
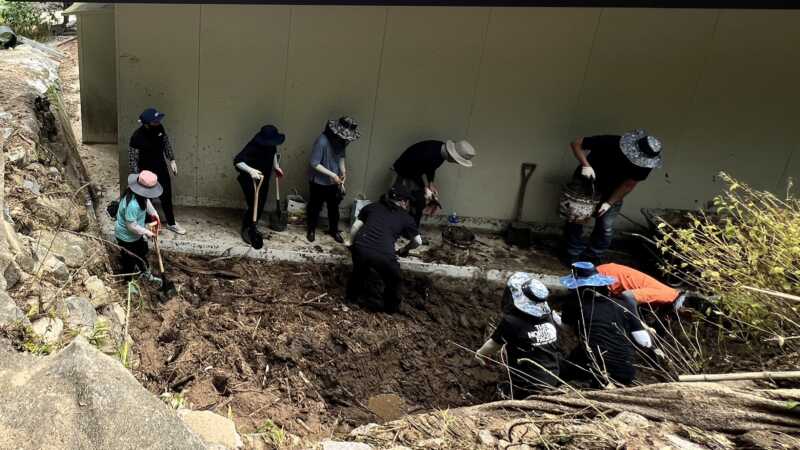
<box><xmin>128</xmin><ymin>108</ymin><xmax>185</xmax><ymax>235</ymax></box>
<box><xmin>558</xmin><ymin>262</ymin><xmax>653</xmax><ymax>387</ymax></box>
<box><xmin>475</xmin><ymin>272</ymin><xmax>562</xmax><ymax>397</ymax></box>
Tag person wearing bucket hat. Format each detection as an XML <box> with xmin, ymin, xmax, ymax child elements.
<box><xmin>129</xmin><ymin>107</ymin><xmax>186</xmax><ymax>236</ymax></box>
<box><xmin>234</xmin><ymin>125</ymin><xmax>286</xmax><ymax>244</ymax></box>
<box><xmin>114</xmin><ymin>170</ymin><xmax>163</xmax><ymax>283</ymax></box>
<box><xmin>562</xmin><ymin>130</ymin><xmax>663</xmax><ymax>264</ymax></box>
<box><xmin>392</xmin><ymin>139</ymin><xmax>476</xmax><ymax>229</ymax></box>
<box><xmin>306</xmin><ymin>116</ymin><xmax>360</xmax><ymax>244</ymax></box>
<box><xmin>558</xmin><ymin>262</ymin><xmax>653</xmax><ymax>387</ymax></box>
<box><xmin>475</xmin><ymin>272</ymin><xmax>561</xmax><ymax>397</ymax></box>
<box><xmin>345</xmin><ymin>184</ymin><xmax>421</xmax><ymax>314</ymax></box>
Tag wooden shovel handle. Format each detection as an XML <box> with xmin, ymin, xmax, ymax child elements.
<box><xmin>154</xmin><ymin>232</ymin><xmax>165</xmax><ymax>273</ymax></box>
<box><xmin>253</xmin><ymin>177</ymin><xmax>264</xmax><ymax>223</ymax></box>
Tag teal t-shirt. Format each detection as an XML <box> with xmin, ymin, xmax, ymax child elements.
<box><xmin>115</xmin><ymin>195</ymin><xmax>147</xmax><ymax>243</ymax></box>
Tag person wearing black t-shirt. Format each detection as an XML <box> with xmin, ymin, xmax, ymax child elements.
<box><xmin>346</xmin><ymin>185</ymin><xmax>422</xmax><ymax>314</ymax></box>
<box><xmin>475</xmin><ymin>272</ymin><xmax>562</xmax><ymax>398</ymax></box>
<box><xmin>564</xmin><ymin>129</ymin><xmax>663</xmax><ymax>263</ymax></box>
<box><xmin>392</xmin><ymin>140</ymin><xmax>476</xmax><ymax>229</ymax></box>
<box><xmin>558</xmin><ymin>262</ymin><xmax>653</xmax><ymax>387</ymax></box>
<box><xmin>233</xmin><ymin>125</ymin><xmax>285</xmax><ymax>244</ymax></box>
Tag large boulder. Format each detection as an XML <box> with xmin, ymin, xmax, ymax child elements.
<box><xmin>31</xmin><ymin>230</ymin><xmax>93</xmax><ymax>269</ymax></box>
<box><xmin>30</xmin><ymin>317</ymin><xmax>63</xmax><ymax>344</ymax></box>
<box><xmin>0</xmin><ymin>290</ymin><xmax>29</xmax><ymax>328</ymax></box>
<box><xmin>177</xmin><ymin>410</ymin><xmax>243</xmax><ymax>450</ymax></box>
<box><xmin>0</xmin><ymin>337</ymin><xmax>208</xmax><ymax>450</ymax></box>
<box><xmin>28</xmin><ymin>196</ymin><xmax>86</xmax><ymax>232</ymax></box>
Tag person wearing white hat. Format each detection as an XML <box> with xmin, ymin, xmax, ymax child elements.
<box><xmin>392</xmin><ymin>139</ymin><xmax>476</xmax><ymax>230</ymax></box>
<box><xmin>475</xmin><ymin>272</ymin><xmax>562</xmax><ymax>397</ymax></box>
<box><xmin>564</xmin><ymin>130</ymin><xmax>663</xmax><ymax>264</ymax></box>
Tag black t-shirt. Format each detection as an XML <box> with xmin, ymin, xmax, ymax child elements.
<box><xmin>130</xmin><ymin>125</ymin><xmax>169</xmax><ymax>172</ymax></box>
<box><xmin>353</xmin><ymin>201</ymin><xmax>419</xmax><ymax>257</ymax></box>
<box><xmin>491</xmin><ymin>311</ymin><xmax>561</xmax><ymax>389</ymax></box>
<box><xmin>573</xmin><ymin>135</ymin><xmax>652</xmax><ymax>198</ymax></box>
<box><xmin>561</xmin><ymin>290</ymin><xmax>645</xmax><ymax>383</ymax></box>
<box><xmin>393</xmin><ymin>140</ymin><xmax>446</xmax><ymax>183</ymax></box>
<box><xmin>234</xmin><ymin>137</ymin><xmax>276</xmax><ymax>176</ymax></box>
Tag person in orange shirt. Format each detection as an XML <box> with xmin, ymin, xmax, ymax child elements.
<box><xmin>596</xmin><ymin>263</ymin><xmax>685</xmax><ymax>310</ymax></box>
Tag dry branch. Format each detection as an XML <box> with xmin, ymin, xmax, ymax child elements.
<box><xmin>679</xmin><ymin>371</ymin><xmax>800</xmax><ymax>382</ymax></box>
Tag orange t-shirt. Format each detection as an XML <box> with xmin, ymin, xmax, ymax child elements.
<box><xmin>597</xmin><ymin>263</ymin><xmax>680</xmax><ymax>305</ymax></box>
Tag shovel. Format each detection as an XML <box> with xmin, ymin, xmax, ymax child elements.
<box><xmin>247</xmin><ymin>177</ymin><xmax>265</xmax><ymax>249</ymax></box>
<box><xmin>153</xmin><ymin>225</ymin><xmax>177</xmax><ymax>297</ymax></box>
<box><xmin>504</xmin><ymin>163</ymin><xmax>537</xmax><ymax>248</ymax></box>
<box><xmin>269</xmin><ymin>174</ymin><xmax>288</xmax><ymax>232</ymax></box>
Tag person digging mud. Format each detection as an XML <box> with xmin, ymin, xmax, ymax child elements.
<box><xmin>128</xmin><ymin>107</ymin><xmax>186</xmax><ymax>235</ymax></box>
<box><xmin>346</xmin><ymin>185</ymin><xmax>422</xmax><ymax>314</ymax></box>
<box><xmin>392</xmin><ymin>139</ymin><xmax>476</xmax><ymax>231</ymax></box>
<box><xmin>234</xmin><ymin>125</ymin><xmax>286</xmax><ymax>245</ymax></box>
<box><xmin>115</xmin><ymin>170</ymin><xmax>163</xmax><ymax>285</ymax></box>
<box><xmin>558</xmin><ymin>262</ymin><xmax>655</xmax><ymax>387</ymax></box>
<box><xmin>563</xmin><ymin>130</ymin><xmax>663</xmax><ymax>264</ymax></box>
<box><xmin>307</xmin><ymin>116</ymin><xmax>360</xmax><ymax>244</ymax></box>
<box><xmin>475</xmin><ymin>273</ymin><xmax>562</xmax><ymax>398</ymax></box>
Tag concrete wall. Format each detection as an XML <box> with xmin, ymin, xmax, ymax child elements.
<box><xmin>77</xmin><ymin>9</ymin><xmax>117</xmax><ymax>143</ymax></box>
<box><xmin>115</xmin><ymin>6</ymin><xmax>800</xmax><ymax>225</ymax></box>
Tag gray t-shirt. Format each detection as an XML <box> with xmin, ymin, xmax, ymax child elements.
<box><xmin>309</xmin><ymin>133</ymin><xmax>345</xmax><ymax>186</ymax></box>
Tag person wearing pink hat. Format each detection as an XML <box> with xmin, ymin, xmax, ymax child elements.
<box><xmin>114</xmin><ymin>170</ymin><xmax>163</xmax><ymax>283</ymax></box>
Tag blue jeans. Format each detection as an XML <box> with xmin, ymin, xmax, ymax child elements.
<box><xmin>564</xmin><ymin>202</ymin><xmax>622</xmax><ymax>261</ymax></box>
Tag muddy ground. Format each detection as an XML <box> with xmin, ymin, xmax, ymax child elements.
<box><xmin>129</xmin><ymin>255</ymin><xmax>506</xmax><ymax>438</ymax></box>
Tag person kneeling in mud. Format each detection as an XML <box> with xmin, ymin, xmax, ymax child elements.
<box><xmin>346</xmin><ymin>185</ymin><xmax>421</xmax><ymax>314</ymax></box>
<box><xmin>115</xmin><ymin>170</ymin><xmax>163</xmax><ymax>285</ymax></box>
<box><xmin>558</xmin><ymin>262</ymin><xmax>654</xmax><ymax>387</ymax></box>
<box><xmin>475</xmin><ymin>273</ymin><xmax>562</xmax><ymax>398</ymax></box>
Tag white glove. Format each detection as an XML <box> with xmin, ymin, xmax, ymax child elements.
<box><xmin>597</xmin><ymin>202</ymin><xmax>611</xmax><ymax>216</ymax></box>
<box><xmin>424</xmin><ymin>187</ymin><xmax>434</xmax><ymax>201</ymax></box>
<box><xmin>143</xmin><ymin>229</ymin><xmax>155</xmax><ymax>239</ymax></box>
<box><xmin>170</xmin><ymin>160</ymin><xmax>178</xmax><ymax>176</ymax></box>
<box><xmin>249</xmin><ymin>169</ymin><xmax>264</xmax><ymax>181</ymax></box>
<box><xmin>580</xmin><ymin>165</ymin><xmax>595</xmax><ymax>179</ymax></box>
<box><xmin>654</xmin><ymin>348</ymin><xmax>666</xmax><ymax>359</ymax></box>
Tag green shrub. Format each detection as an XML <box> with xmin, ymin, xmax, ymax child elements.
<box><xmin>657</xmin><ymin>172</ymin><xmax>800</xmax><ymax>341</ymax></box>
<box><xmin>0</xmin><ymin>1</ymin><xmax>51</xmax><ymax>41</ymax></box>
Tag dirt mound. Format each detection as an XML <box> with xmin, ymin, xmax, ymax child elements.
<box><xmin>129</xmin><ymin>256</ymin><xmax>504</xmax><ymax>438</ymax></box>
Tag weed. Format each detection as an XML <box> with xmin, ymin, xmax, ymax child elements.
<box><xmin>160</xmin><ymin>391</ymin><xmax>187</xmax><ymax>410</ymax></box>
<box><xmin>256</xmin><ymin>419</ymin><xmax>286</xmax><ymax>447</ymax></box>
<box><xmin>86</xmin><ymin>321</ymin><xmax>110</xmax><ymax>348</ymax></box>
<box><xmin>117</xmin><ymin>280</ymin><xmax>139</xmax><ymax>368</ymax></box>
<box><xmin>0</xmin><ymin>1</ymin><xmax>51</xmax><ymax>40</ymax></box>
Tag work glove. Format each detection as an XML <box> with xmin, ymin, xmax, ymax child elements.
<box><xmin>250</xmin><ymin>169</ymin><xmax>264</xmax><ymax>181</ymax></box>
<box><xmin>143</xmin><ymin>228</ymin><xmax>156</xmax><ymax>239</ymax></box>
<box><xmin>475</xmin><ymin>352</ymin><xmax>488</xmax><ymax>367</ymax></box>
<box><xmin>580</xmin><ymin>165</ymin><xmax>596</xmax><ymax>180</ymax></box>
<box><xmin>653</xmin><ymin>348</ymin><xmax>666</xmax><ymax>359</ymax></box>
<box><xmin>596</xmin><ymin>202</ymin><xmax>612</xmax><ymax>216</ymax></box>
<box><xmin>170</xmin><ymin>160</ymin><xmax>178</xmax><ymax>176</ymax></box>
<box><xmin>274</xmin><ymin>166</ymin><xmax>284</xmax><ymax>178</ymax></box>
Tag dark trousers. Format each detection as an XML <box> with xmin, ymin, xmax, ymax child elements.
<box><xmin>117</xmin><ymin>237</ymin><xmax>149</xmax><ymax>276</ymax></box>
<box><xmin>237</xmin><ymin>173</ymin><xmax>270</xmax><ymax>231</ymax></box>
<box><xmin>560</xmin><ymin>345</ymin><xmax>635</xmax><ymax>387</ymax></box>
<box><xmin>346</xmin><ymin>247</ymin><xmax>402</xmax><ymax>312</ymax></box>
<box><xmin>564</xmin><ymin>201</ymin><xmax>622</xmax><ymax>261</ymax></box>
<box><xmin>307</xmin><ymin>182</ymin><xmax>342</xmax><ymax>233</ymax></box>
<box><xmin>142</xmin><ymin>165</ymin><xmax>176</xmax><ymax>226</ymax></box>
<box><xmin>394</xmin><ymin>177</ymin><xmax>425</xmax><ymax>228</ymax></box>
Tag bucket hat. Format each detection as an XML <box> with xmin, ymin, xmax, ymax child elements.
<box><xmin>139</xmin><ymin>108</ymin><xmax>165</xmax><ymax>125</ymax></box>
<box><xmin>619</xmin><ymin>129</ymin><xmax>663</xmax><ymax>169</ymax></box>
<box><xmin>507</xmin><ymin>272</ymin><xmax>551</xmax><ymax>317</ymax></box>
<box><xmin>127</xmin><ymin>170</ymin><xmax>163</xmax><ymax>199</ymax></box>
<box><xmin>559</xmin><ymin>262</ymin><xmax>617</xmax><ymax>290</ymax></box>
<box><xmin>254</xmin><ymin>125</ymin><xmax>286</xmax><ymax>146</ymax></box>
<box><xmin>327</xmin><ymin>116</ymin><xmax>361</xmax><ymax>142</ymax></box>
<box><xmin>444</xmin><ymin>140</ymin><xmax>476</xmax><ymax>168</ymax></box>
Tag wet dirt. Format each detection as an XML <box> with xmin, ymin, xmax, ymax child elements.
<box><xmin>129</xmin><ymin>254</ymin><xmax>505</xmax><ymax>438</ymax></box>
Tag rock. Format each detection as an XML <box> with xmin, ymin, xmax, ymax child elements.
<box><xmin>6</xmin><ymin>147</ymin><xmax>29</xmax><ymax>167</ymax></box>
<box><xmin>0</xmin><ymin>250</ymin><xmax>22</xmax><ymax>289</ymax></box>
<box><xmin>610</xmin><ymin>411</ymin><xmax>650</xmax><ymax>428</ymax></box>
<box><xmin>15</xmin><ymin>252</ymin><xmax>35</xmax><ymax>273</ymax></box>
<box><xmin>63</xmin><ymin>295</ymin><xmax>97</xmax><ymax>332</ymax></box>
<box><xmin>416</xmin><ymin>438</ymin><xmax>445</xmax><ymax>449</ymax></box>
<box><xmin>0</xmin><ymin>337</ymin><xmax>207</xmax><ymax>449</ymax></box>
<box><xmin>32</xmin><ymin>230</ymin><xmax>92</xmax><ymax>268</ymax></box>
<box><xmin>24</xmin><ymin>162</ymin><xmax>46</xmax><ymax>176</ymax></box>
<box><xmin>738</xmin><ymin>430</ymin><xmax>800</xmax><ymax>449</ymax></box>
<box><xmin>178</xmin><ymin>409</ymin><xmax>243</xmax><ymax>449</ymax></box>
<box><xmin>85</xmin><ymin>275</ymin><xmax>116</xmax><ymax>307</ymax></box>
<box><xmin>0</xmin><ymin>291</ymin><xmax>30</xmax><ymax>328</ymax></box>
<box><xmin>478</xmin><ymin>430</ymin><xmax>497</xmax><ymax>447</ymax></box>
<box><xmin>30</xmin><ymin>317</ymin><xmax>63</xmax><ymax>344</ymax></box>
<box><xmin>30</xmin><ymin>196</ymin><xmax>85</xmax><ymax>231</ymax></box>
<box><xmin>321</xmin><ymin>441</ymin><xmax>373</xmax><ymax>450</ymax></box>
<box><xmin>367</xmin><ymin>393</ymin><xmax>406</xmax><ymax>421</ymax></box>
<box><xmin>349</xmin><ymin>423</ymin><xmax>380</xmax><ymax>438</ymax></box>
<box><xmin>22</xmin><ymin>178</ymin><xmax>40</xmax><ymax>195</ymax></box>
<box><xmin>36</xmin><ymin>255</ymin><xmax>69</xmax><ymax>283</ymax></box>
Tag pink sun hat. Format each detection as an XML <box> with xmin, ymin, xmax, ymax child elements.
<box><xmin>127</xmin><ymin>170</ymin><xmax>163</xmax><ymax>198</ymax></box>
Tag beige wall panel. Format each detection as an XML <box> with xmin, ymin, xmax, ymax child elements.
<box><xmin>667</xmin><ymin>10</ymin><xmax>800</xmax><ymax>209</ymax></box>
<box><xmin>78</xmin><ymin>11</ymin><xmax>117</xmax><ymax>143</ymax></box>
<box><xmin>197</xmin><ymin>5</ymin><xmax>291</xmax><ymax>207</ymax></box>
<box><xmin>365</xmin><ymin>7</ymin><xmax>489</xmax><ymax>211</ymax></box>
<box><xmin>570</xmin><ymin>8</ymin><xmax>719</xmax><ymax>222</ymax></box>
<box><xmin>464</xmin><ymin>8</ymin><xmax>599</xmax><ymax>221</ymax></box>
<box><xmin>280</xmin><ymin>6</ymin><xmax>386</xmax><ymax>204</ymax></box>
<box><xmin>116</xmin><ymin>5</ymin><xmax>200</xmax><ymax>203</ymax></box>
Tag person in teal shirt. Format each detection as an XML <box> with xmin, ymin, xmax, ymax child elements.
<box><xmin>115</xmin><ymin>171</ymin><xmax>163</xmax><ymax>280</ymax></box>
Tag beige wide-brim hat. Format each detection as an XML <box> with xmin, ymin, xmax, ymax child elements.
<box><xmin>444</xmin><ymin>140</ymin><xmax>476</xmax><ymax>167</ymax></box>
